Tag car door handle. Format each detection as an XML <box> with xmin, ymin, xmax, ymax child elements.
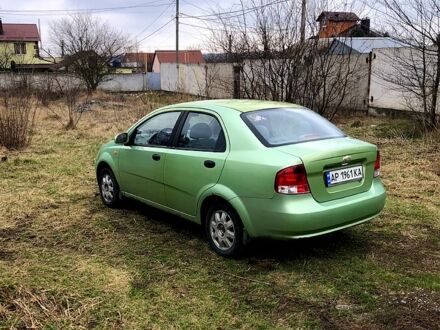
<box><xmin>152</xmin><ymin>154</ymin><xmax>161</xmax><ymax>161</ymax></box>
<box><xmin>204</xmin><ymin>160</ymin><xmax>215</xmax><ymax>168</ymax></box>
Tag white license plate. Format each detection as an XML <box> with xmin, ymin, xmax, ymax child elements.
<box><xmin>325</xmin><ymin>165</ymin><xmax>363</xmax><ymax>186</ymax></box>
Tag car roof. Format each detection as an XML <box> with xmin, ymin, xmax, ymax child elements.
<box><xmin>164</xmin><ymin>99</ymin><xmax>303</xmax><ymax>113</ymax></box>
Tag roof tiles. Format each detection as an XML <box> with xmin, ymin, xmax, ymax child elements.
<box><xmin>0</xmin><ymin>23</ymin><xmax>40</xmax><ymax>42</ymax></box>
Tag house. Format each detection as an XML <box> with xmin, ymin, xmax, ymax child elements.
<box><xmin>111</xmin><ymin>52</ymin><xmax>155</xmax><ymax>73</ymax></box>
<box><xmin>317</xmin><ymin>11</ymin><xmax>359</xmax><ymax>38</ymax></box>
<box><xmin>316</xmin><ymin>11</ymin><xmax>381</xmax><ymax>39</ymax></box>
<box><xmin>0</xmin><ymin>19</ymin><xmax>53</xmax><ymax>71</ymax></box>
<box><xmin>121</xmin><ymin>52</ymin><xmax>154</xmax><ymax>72</ymax></box>
<box><xmin>152</xmin><ymin>50</ymin><xmax>204</xmax><ymax>73</ymax></box>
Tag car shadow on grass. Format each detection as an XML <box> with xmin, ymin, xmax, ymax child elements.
<box><xmin>121</xmin><ymin>198</ymin><xmax>203</xmax><ymax>233</ymax></box>
<box><xmin>118</xmin><ymin>198</ymin><xmax>374</xmax><ymax>262</ymax></box>
<box><xmin>244</xmin><ymin>230</ymin><xmax>372</xmax><ymax>261</ymax></box>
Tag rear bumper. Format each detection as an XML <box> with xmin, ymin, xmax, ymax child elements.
<box><xmin>237</xmin><ymin>179</ymin><xmax>386</xmax><ymax>239</ymax></box>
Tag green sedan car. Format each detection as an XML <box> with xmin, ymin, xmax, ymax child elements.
<box><xmin>95</xmin><ymin>100</ymin><xmax>386</xmax><ymax>257</ymax></box>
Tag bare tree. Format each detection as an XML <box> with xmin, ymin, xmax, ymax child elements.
<box><xmin>375</xmin><ymin>0</ymin><xmax>440</xmax><ymax>129</ymax></box>
<box><xmin>207</xmin><ymin>0</ymin><xmax>361</xmax><ymax>118</ymax></box>
<box><xmin>50</xmin><ymin>14</ymin><xmax>129</xmax><ymax>91</ymax></box>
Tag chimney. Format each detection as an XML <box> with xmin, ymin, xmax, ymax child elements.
<box><xmin>361</xmin><ymin>18</ymin><xmax>370</xmax><ymax>33</ymax></box>
<box><xmin>0</xmin><ymin>18</ymin><xmax>3</xmax><ymax>35</ymax></box>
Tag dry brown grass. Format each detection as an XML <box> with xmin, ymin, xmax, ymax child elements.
<box><xmin>0</xmin><ymin>95</ymin><xmax>439</xmax><ymax>329</ymax></box>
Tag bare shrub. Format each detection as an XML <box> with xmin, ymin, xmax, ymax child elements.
<box><xmin>47</xmin><ymin>76</ymin><xmax>85</xmax><ymax>130</ymax></box>
<box><xmin>0</xmin><ymin>82</ymin><xmax>37</xmax><ymax>150</ymax></box>
<box><xmin>34</xmin><ymin>74</ymin><xmax>63</xmax><ymax>107</ymax></box>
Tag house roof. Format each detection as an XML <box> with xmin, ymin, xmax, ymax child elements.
<box><xmin>154</xmin><ymin>50</ymin><xmax>205</xmax><ymax>64</ymax></box>
<box><xmin>337</xmin><ymin>23</ymin><xmax>382</xmax><ymax>38</ymax></box>
<box><xmin>317</xmin><ymin>11</ymin><xmax>359</xmax><ymax>22</ymax></box>
<box><xmin>123</xmin><ymin>52</ymin><xmax>154</xmax><ymax>64</ymax></box>
<box><xmin>0</xmin><ymin>23</ymin><xmax>40</xmax><ymax>42</ymax></box>
<box><xmin>330</xmin><ymin>37</ymin><xmax>405</xmax><ymax>54</ymax></box>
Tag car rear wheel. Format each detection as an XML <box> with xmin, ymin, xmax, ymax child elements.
<box><xmin>98</xmin><ymin>167</ymin><xmax>121</xmax><ymax>207</ymax></box>
<box><xmin>205</xmin><ymin>202</ymin><xmax>243</xmax><ymax>257</ymax></box>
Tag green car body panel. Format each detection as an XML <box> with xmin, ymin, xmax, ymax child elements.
<box><xmin>95</xmin><ymin>100</ymin><xmax>386</xmax><ymax>239</ymax></box>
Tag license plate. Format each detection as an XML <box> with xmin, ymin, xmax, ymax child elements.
<box><xmin>325</xmin><ymin>165</ymin><xmax>363</xmax><ymax>186</ymax></box>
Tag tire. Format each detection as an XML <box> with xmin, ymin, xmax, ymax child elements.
<box><xmin>205</xmin><ymin>202</ymin><xmax>244</xmax><ymax>257</ymax></box>
<box><xmin>98</xmin><ymin>167</ymin><xmax>122</xmax><ymax>208</ymax></box>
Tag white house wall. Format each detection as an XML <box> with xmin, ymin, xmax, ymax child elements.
<box><xmin>98</xmin><ymin>73</ymin><xmax>160</xmax><ymax>92</ymax></box>
<box><xmin>369</xmin><ymin>47</ymin><xmax>439</xmax><ymax>113</ymax></box>
<box><xmin>369</xmin><ymin>47</ymin><xmax>415</xmax><ymax>111</ymax></box>
<box><xmin>160</xmin><ymin>63</ymin><xmax>234</xmax><ymax>98</ymax></box>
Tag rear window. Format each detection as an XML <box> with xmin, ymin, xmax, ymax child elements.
<box><xmin>241</xmin><ymin>108</ymin><xmax>345</xmax><ymax>146</ymax></box>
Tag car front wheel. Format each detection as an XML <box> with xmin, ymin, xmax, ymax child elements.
<box><xmin>98</xmin><ymin>167</ymin><xmax>121</xmax><ymax>207</ymax></box>
<box><xmin>205</xmin><ymin>202</ymin><xmax>243</xmax><ymax>257</ymax></box>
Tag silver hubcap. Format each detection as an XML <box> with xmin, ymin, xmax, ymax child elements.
<box><xmin>101</xmin><ymin>173</ymin><xmax>114</xmax><ymax>203</ymax></box>
<box><xmin>209</xmin><ymin>210</ymin><xmax>235</xmax><ymax>251</ymax></box>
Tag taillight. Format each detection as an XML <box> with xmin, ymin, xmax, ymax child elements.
<box><xmin>275</xmin><ymin>164</ymin><xmax>310</xmax><ymax>194</ymax></box>
<box><xmin>374</xmin><ymin>151</ymin><xmax>381</xmax><ymax>178</ymax></box>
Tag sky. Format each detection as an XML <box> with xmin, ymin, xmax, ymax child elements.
<box><xmin>0</xmin><ymin>0</ymin><xmax>373</xmax><ymax>55</ymax></box>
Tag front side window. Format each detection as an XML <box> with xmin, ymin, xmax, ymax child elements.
<box><xmin>14</xmin><ymin>43</ymin><xmax>26</xmax><ymax>55</ymax></box>
<box><xmin>177</xmin><ymin>112</ymin><xmax>226</xmax><ymax>152</ymax></box>
<box><xmin>133</xmin><ymin>111</ymin><xmax>181</xmax><ymax>147</ymax></box>
<box><xmin>242</xmin><ymin>108</ymin><xmax>345</xmax><ymax>146</ymax></box>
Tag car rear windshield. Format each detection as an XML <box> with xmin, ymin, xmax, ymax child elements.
<box><xmin>241</xmin><ymin>108</ymin><xmax>345</xmax><ymax>146</ymax></box>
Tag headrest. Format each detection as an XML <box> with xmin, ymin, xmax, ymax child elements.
<box><xmin>190</xmin><ymin>123</ymin><xmax>212</xmax><ymax>139</ymax></box>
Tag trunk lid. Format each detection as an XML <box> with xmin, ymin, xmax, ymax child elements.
<box><xmin>275</xmin><ymin>137</ymin><xmax>377</xmax><ymax>202</ymax></box>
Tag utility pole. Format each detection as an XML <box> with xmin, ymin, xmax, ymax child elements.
<box><xmin>176</xmin><ymin>0</ymin><xmax>179</xmax><ymax>90</ymax></box>
<box><xmin>300</xmin><ymin>0</ymin><xmax>307</xmax><ymax>43</ymax></box>
<box><xmin>38</xmin><ymin>18</ymin><xmax>42</xmax><ymax>50</ymax></box>
<box><xmin>227</xmin><ymin>34</ymin><xmax>232</xmax><ymax>61</ymax></box>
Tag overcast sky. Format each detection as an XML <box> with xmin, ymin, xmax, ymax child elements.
<box><xmin>0</xmin><ymin>0</ymin><xmax>373</xmax><ymax>54</ymax></box>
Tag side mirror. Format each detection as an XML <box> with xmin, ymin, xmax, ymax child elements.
<box><xmin>115</xmin><ymin>132</ymin><xmax>129</xmax><ymax>144</ymax></box>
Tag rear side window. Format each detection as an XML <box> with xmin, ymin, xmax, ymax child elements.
<box><xmin>177</xmin><ymin>112</ymin><xmax>226</xmax><ymax>152</ymax></box>
<box><xmin>241</xmin><ymin>108</ymin><xmax>345</xmax><ymax>146</ymax></box>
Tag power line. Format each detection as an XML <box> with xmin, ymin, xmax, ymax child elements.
<box><xmin>180</xmin><ymin>21</ymin><xmax>228</xmax><ymax>32</ymax></box>
<box><xmin>0</xmin><ymin>0</ymin><xmax>167</xmax><ymax>12</ymax></box>
<box><xmin>181</xmin><ymin>0</ymin><xmax>290</xmax><ymax>19</ymax></box>
<box><xmin>179</xmin><ymin>28</ymin><xmax>208</xmax><ymax>43</ymax></box>
<box><xmin>0</xmin><ymin>1</ymin><xmax>171</xmax><ymax>16</ymax></box>
<box><xmin>137</xmin><ymin>17</ymin><xmax>175</xmax><ymax>43</ymax></box>
<box><xmin>181</xmin><ymin>0</ymin><xmax>211</xmax><ymax>14</ymax></box>
<box><xmin>134</xmin><ymin>1</ymin><xmax>175</xmax><ymax>38</ymax></box>
<box><xmin>180</xmin><ymin>11</ymin><xmax>296</xmax><ymax>33</ymax></box>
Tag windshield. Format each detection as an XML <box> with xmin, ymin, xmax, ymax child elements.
<box><xmin>241</xmin><ymin>108</ymin><xmax>345</xmax><ymax>146</ymax></box>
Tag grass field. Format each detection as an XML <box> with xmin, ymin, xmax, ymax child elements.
<box><xmin>1</xmin><ymin>92</ymin><xmax>439</xmax><ymax>329</ymax></box>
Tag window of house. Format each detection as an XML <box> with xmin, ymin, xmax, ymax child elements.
<box><xmin>34</xmin><ymin>43</ymin><xmax>39</xmax><ymax>57</ymax></box>
<box><xmin>14</xmin><ymin>43</ymin><xmax>26</xmax><ymax>55</ymax></box>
